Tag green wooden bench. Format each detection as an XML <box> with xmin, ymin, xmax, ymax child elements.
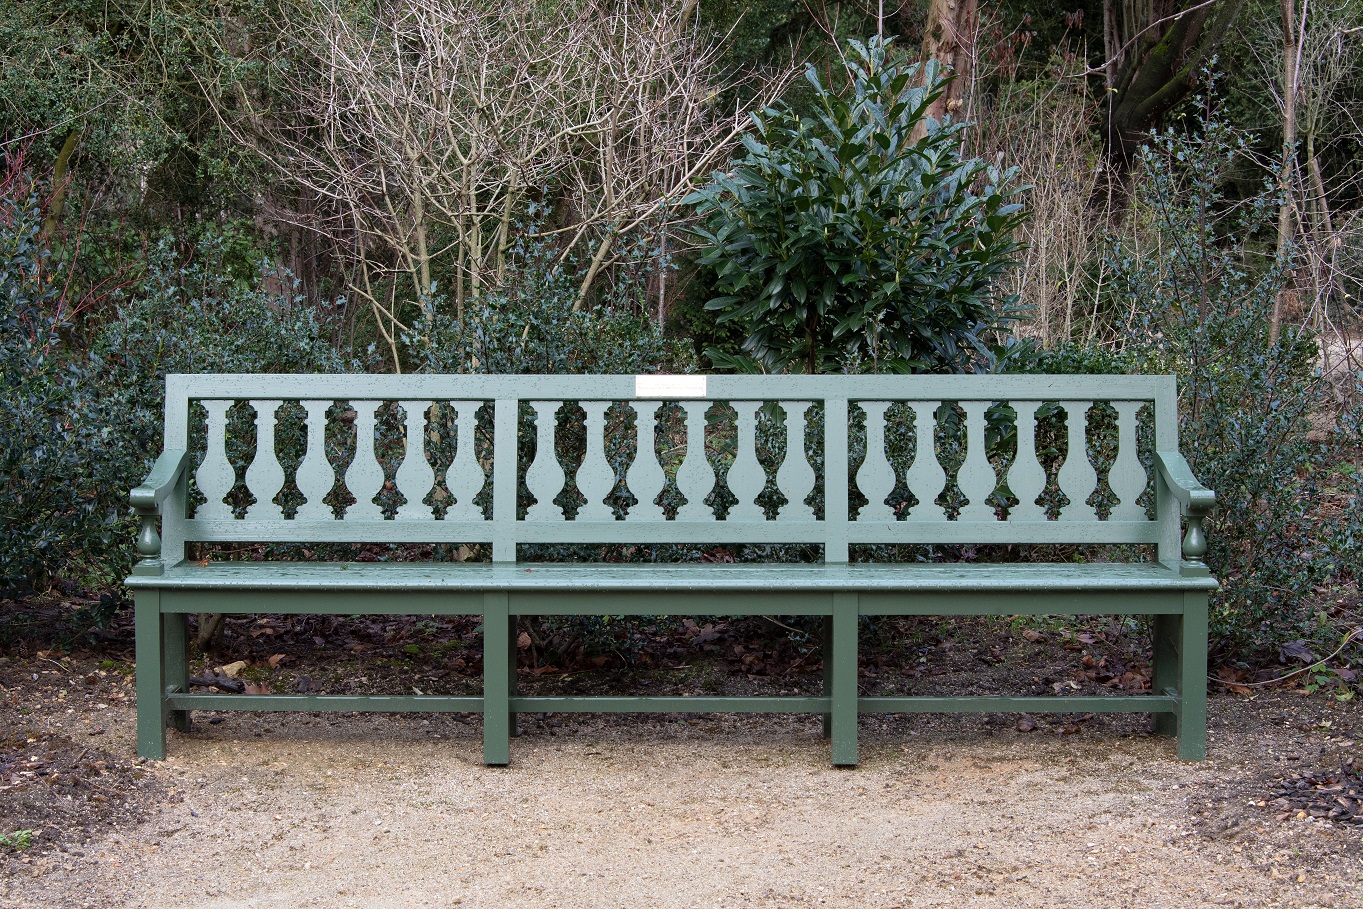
<box><xmin>128</xmin><ymin>373</ymin><xmax>1217</xmax><ymax>766</ymax></box>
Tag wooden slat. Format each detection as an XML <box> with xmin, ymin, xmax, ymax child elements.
<box><xmin>167</xmin><ymin>694</ymin><xmax>484</xmax><ymax>713</ymax></box>
<box><xmin>849</xmin><ymin>520</ymin><xmax>1158</xmax><ymax>545</ymax></box>
<box><xmin>511</xmin><ymin>696</ymin><xmax>830</xmax><ymax>713</ymax></box>
<box><xmin>859</xmin><ymin>695</ymin><xmax>1177</xmax><ymax>714</ymax></box>
<box><xmin>132</xmin><ymin>560</ymin><xmax>1216</xmax><ymax>592</ymax></box>
<box><xmin>173</xmin><ymin>373</ymin><xmax>1172</xmax><ymax>402</ymax></box>
<box><xmin>177</xmin><ymin>514</ymin><xmax>1157</xmax><ymax>545</ymax></box>
<box><xmin>161</xmin><ymin>691</ymin><xmax>1177</xmax><ymax>719</ymax></box>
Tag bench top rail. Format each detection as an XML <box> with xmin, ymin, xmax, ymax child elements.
<box><xmin>155</xmin><ymin>373</ymin><xmax>1184</xmax><ymax>563</ymax></box>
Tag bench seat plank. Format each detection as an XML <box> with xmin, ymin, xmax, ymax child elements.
<box><xmin>130</xmin><ymin>560</ymin><xmax>1218</xmax><ymax>594</ymax></box>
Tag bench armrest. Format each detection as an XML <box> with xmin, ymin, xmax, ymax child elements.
<box><xmin>1156</xmin><ymin>450</ymin><xmax>1215</xmax><ymax>567</ymax></box>
<box><xmin>1155</xmin><ymin>451</ymin><xmax>1216</xmax><ymax>515</ymax></box>
<box><xmin>130</xmin><ymin>450</ymin><xmax>189</xmax><ymax>513</ymax></box>
<box><xmin>130</xmin><ymin>450</ymin><xmax>188</xmax><ymax>576</ymax></box>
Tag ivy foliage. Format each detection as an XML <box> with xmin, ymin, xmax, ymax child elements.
<box><xmin>686</xmin><ymin>37</ymin><xmax>1027</xmax><ymax>375</ymax></box>
<box><xmin>1109</xmin><ymin>108</ymin><xmax>1363</xmax><ymax>653</ymax></box>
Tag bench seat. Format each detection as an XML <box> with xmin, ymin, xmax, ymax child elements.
<box><xmin>130</xmin><ymin>560</ymin><xmax>1215</xmax><ymax>601</ymax></box>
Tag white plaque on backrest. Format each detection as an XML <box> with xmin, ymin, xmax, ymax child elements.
<box><xmin>635</xmin><ymin>375</ymin><xmax>707</xmax><ymax>398</ymax></box>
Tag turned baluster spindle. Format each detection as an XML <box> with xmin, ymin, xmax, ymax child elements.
<box><xmin>956</xmin><ymin>401</ymin><xmax>997</xmax><ymax>522</ymax></box>
<box><xmin>775</xmin><ymin>401</ymin><xmax>816</xmax><ymax>522</ymax></box>
<box><xmin>904</xmin><ymin>401</ymin><xmax>946</xmax><ymax>521</ymax></box>
<box><xmin>675</xmin><ymin>401</ymin><xmax>715</xmax><ymax>521</ymax></box>
<box><xmin>524</xmin><ymin>401</ymin><xmax>564</xmax><ymax>522</ymax></box>
<box><xmin>1057</xmin><ymin>401</ymin><xmax>1098</xmax><ymax>521</ymax></box>
<box><xmin>625</xmin><ymin>401</ymin><xmax>666</xmax><ymax>520</ymax></box>
<box><xmin>727</xmin><ymin>401</ymin><xmax>767</xmax><ymax>521</ymax></box>
<box><xmin>295</xmin><ymin>400</ymin><xmax>334</xmax><ymax>521</ymax></box>
<box><xmin>394</xmin><ymin>400</ymin><xmax>436</xmax><ymax>520</ymax></box>
<box><xmin>447</xmin><ymin>402</ymin><xmax>486</xmax><ymax>521</ymax></box>
<box><xmin>345</xmin><ymin>401</ymin><xmax>386</xmax><ymax>520</ymax></box>
<box><xmin>1183</xmin><ymin>513</ymin><xmax>1209</xmax><ymax>563</ymax></box>
<box><xmin>576</xmin><ymin>402</ymin><xmax>616</xmax><ymax>521</ymax></box>
<box><xmin>195</xmin><ymin>400</ymin><xmax>234</xmax><ymax>521</ymax></box>
<box><xmin>135</xmin><ymin>512</ymin><xmax>161</xmax><ymax>560</ymax></box>
<box><xmin>1110</xmin><ymin>402</ymin><xmax>1148</xmax><ymax>521</ymax></box>
<box><xmin>1005</xmin><ymin>401</ymin><xmax>1047</xmax><ymax>521</ymax></box>
<box><xmin>244</xmin><ymin>399</ymin><xmax>285</xmax><ymax>520</ymax></box>
<box><xmin>855</xmin><ymin>401</ymin><xmax>896</xmax><ymax>521</ymax></box>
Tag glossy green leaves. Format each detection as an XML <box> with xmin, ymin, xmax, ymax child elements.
<box><xmin>686</xmin><ymin>37</ymin><xmax>1027</xmax><ymax>375</ymax></box>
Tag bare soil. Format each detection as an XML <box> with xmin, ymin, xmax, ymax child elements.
<box><xmin>1</xmin><ymin>614</ymin><xmax>1361</xmax><ymax>909</ymax></box>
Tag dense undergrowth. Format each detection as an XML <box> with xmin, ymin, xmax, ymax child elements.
<box><xmin>1</xmin><ymin>24</ymin><xmax>1360</xmax><ymax>680</ymax></box>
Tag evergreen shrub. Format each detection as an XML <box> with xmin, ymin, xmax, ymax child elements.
<box><xmin>686</xmin><ymin>36</ymin><xmax>1026</xmax><ymax>375</ymax></box>
<box><xmin>1</xmin><ymin>202</ymin><xmax>356</xmax><ymax>594</ymax></box>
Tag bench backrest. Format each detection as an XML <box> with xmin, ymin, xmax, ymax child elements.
<box><xmin>157</xmin><ymin>373</ymin><xmax>1185</xmax><ymax>565</ymax></box>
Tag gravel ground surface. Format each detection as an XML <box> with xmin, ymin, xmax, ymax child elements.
<box><xmin>2</xmin><ymin>658</ymin><xmax>1361</xmax><ymax>909</ymax></box>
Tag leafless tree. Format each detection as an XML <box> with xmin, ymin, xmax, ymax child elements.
<box><xmin>208</xmin><ymin>0</ymin><xmax>780</xmax><ymax>366</ymax></box>
<box><xmin>1251</xmin><ymin>1</ymin><xmax>1363</xmax><ymax>367</ymax></box>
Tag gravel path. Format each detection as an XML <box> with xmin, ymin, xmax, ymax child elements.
<box><xmin>4</xmin><ymin>699</ymin><xmax>1360</xmax><ymax>909</ymax></box>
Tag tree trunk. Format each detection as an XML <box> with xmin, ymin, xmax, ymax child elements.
<box><xmin>1270</xmin><ymin>0</ymin><xmax>1300</xmax><ymax>347</ymax></box>
<box><xmin>40</xmin><ymin>130</ymin><xmax>81</xmax><ymax>246</ymax></box>
<box><xmin>1104</xmin><ymin>0</ymin><xmax>1247</xmax><ymax>171</ymax></box>
<box><xmin>920</xmin><ymin>0</ymin><xmax>978</xmax><ymax>124</ymax></box>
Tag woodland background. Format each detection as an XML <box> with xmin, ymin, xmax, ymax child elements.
<box><xmin>1</xmin><ymin>0</ymin><xmax>1361</xmax><ymax>673</ymax></box>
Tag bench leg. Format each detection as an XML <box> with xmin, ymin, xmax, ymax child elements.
<box><xmin>821</xmin><ymin>616</ymin><xmax>833</xmax><ymax>740</ymax></box>
<box><xmin>508</xmin><ymin>613</ymin><xmax>521</xmax><ymax>738</ymax></box>
<box><xmin>1151</xmin><ymin>613</ymin><xmax>1180</xmax><ymax>739</ymax></box>
<box><xmin>164</xmin><ymin>612</ymin><xmax>191</xmax><ymax>734</ymax></box>
<box><xmin>483</xmin><ymin>592</ymin><xmax>511</xmax><ymax>766</ymax></box>
<box><xmin>830</xmin><ymin>593</ymin><xmax>859</xmax><ymax>767</ymax></box>
<box><xmin>134</xmin><ymin>590</ymin><xmax>167</xmax><ymax>760</ymax></box>
<box><xmin>1151</xmin><ymin>595</ymin><xmax>1209</xmax><ymax>761</ymax></box>
<box><xmin>1177</xmin><ymin>593</ymin><xmax>1209</xmax><ymax>760</ymax></box>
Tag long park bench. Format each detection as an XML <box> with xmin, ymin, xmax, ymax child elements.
<box><xmin>127</xmin><ymin>373</ymin><xmax>1217</xmax><ymax>766</ymax></box>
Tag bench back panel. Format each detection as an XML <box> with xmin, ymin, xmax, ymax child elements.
<box><xmin>160</xmin><ymin>374</ymin><xmax>1182</xmax><ymax>564</ymax></box>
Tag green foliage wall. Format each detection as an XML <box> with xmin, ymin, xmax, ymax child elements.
<box><xmin>401</xmin><ymin>223</ymin><xmax>692</xmax><ymax>376</ymax></box>
<box><xmin>1012</xmin><ymin>106</ymin><xmax>1363</xmax><ymax>653</ymax></box>
<box><xmin>0</xmin><ymin>199</ymin><xmax>357</xmax><ymax>593</ymax></box>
